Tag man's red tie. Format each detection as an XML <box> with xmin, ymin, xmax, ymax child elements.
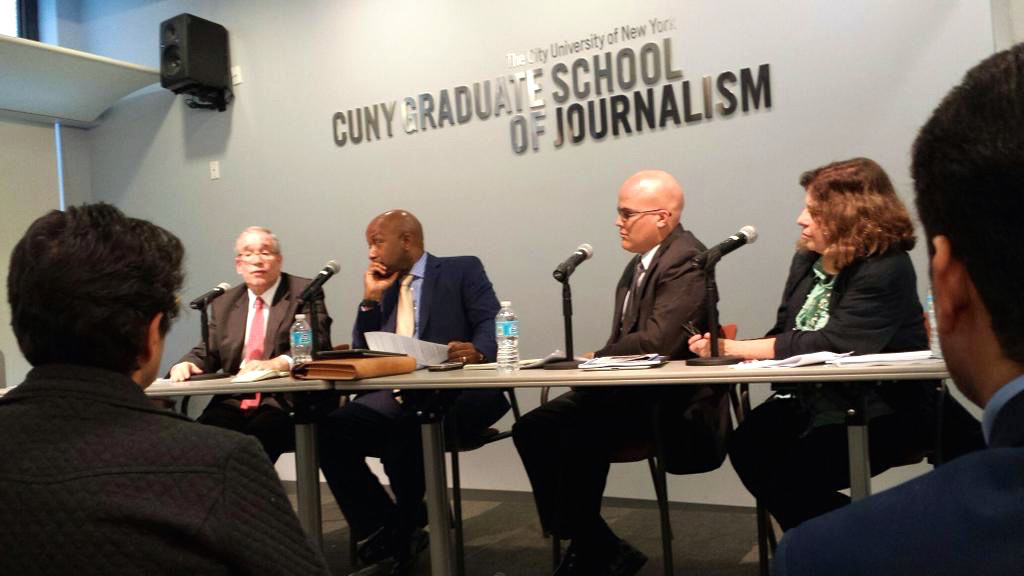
<box><xmin>240</xmin><ymin>296</ymin><xmax>265</xmax><ymax>410</ymax></box>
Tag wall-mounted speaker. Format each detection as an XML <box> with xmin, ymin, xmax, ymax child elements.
<box><xmin>160</xmin><ymin>13</ymin><xmax>231</xmax><ymax>110</ymax></box>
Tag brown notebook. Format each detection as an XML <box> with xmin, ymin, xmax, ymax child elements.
<box><xmin>292</xmin><ymin>355</ymin><xmax>417</xmax><ymax>380</ymax></box>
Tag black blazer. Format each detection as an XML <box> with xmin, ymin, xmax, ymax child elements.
<box><xmin>775</xmin><ymin>387</ymin><xmax>1024</xmax><ymax>576</ymax></box>
<box><xmin>0</xmin><ymin>365</ymin><xmax>330</xmax><ymax>576</ymax></box>
<box><xmin>178</xmin><ymin>272</ymin><xmax>332</xmax><ymax>373</ymax></box>
<box><xmin>597</xmin><ymin>225</ymin><xmax>729</xmax><ymax>474</ymax></box>
<box><xmin>768</xmin><ymin>249</ymin><xmax>927</xmax><ymax>358</ymax></box>
<box><xmin>598</xmin><ymin>224</ymin><xmax>712</xmax><ymax>359</ymax></box>
<box><xmin>767</xmin><ymin>249</ymin><xmax>932</xmax><ymax>413</ymax></box>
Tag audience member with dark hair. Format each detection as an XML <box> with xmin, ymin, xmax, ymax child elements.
<box><xmin>690</xmin><ymin>157</ymin><xmax>970</xmax><ymax>529</ymax></box>
<box><xmin>774</xmin><ymin>43</ymin><xmax>1024</xmax><ymax>576</ymax></box>
<box><xmin>0</xmin><ymin>204</ymin><xmax>330</xmax><ymax>576</ymax></box>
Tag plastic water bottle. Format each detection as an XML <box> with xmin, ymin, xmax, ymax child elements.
<box><xmin>495</xmin><ymin>301</ymin><xmax>520</xmax><ymax>374</ymax></box>
<box><xmin>290</xmin><ymin>314</ymin><xmax>313</xmax><ymax>364</ymax></box>
<box><xmin>926</xmin><ymin>288</ymin><xmax>942</xmax><ymax>358</ymax></box>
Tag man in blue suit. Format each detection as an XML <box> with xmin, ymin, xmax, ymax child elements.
<box><xmin>319</xmin><ymin>210</ymin><xmax>509</xmax><ymax>575</ymax></box>
<box><xmin>775</xmin><ymin>44</ymin><xmax>1024</xmax><ymax>576</ymax></box>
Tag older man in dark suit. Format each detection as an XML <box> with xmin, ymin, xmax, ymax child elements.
<box><xmin>169</xmin><ymin>226</ymin><xmax>332</xmax><ymax>462</ymax></box>
<box><xmin>0</xmin><ymin>204</ymin><xmax>329</xmax><ymax>576</ymax></box>
<box><xmin>775</xmin><ymin>43</ymin><xmax>1024</xmax><ymax>576</ymax></box>
<box><xmin>318</xmin><ymin>210</ymin><xmax>509</xmax><ymax>575</ymax></box>
<box><xmin>514</xmin><ymin>170</ymin><xmax>720</xmax><ymax>576</ymax></box>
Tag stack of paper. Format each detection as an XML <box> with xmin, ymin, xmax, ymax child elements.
<box><xmin>579</xmin><ymin>354</ymin><xmax>665</xmax><ymax>370</ymax></box>
<box><xmin>463</xmin><ymin>359</ymin><xmax>544</xmax><ymax>370</ymax></box>
<box><xmin>364</xmin><ymin>331</ymin><xmax>449</xmax><ymax>366</ymax></box>
<box><xmin>729</xmin><ymin>351</ymin><xmax>852</xmax><ymax>370</ymax></box>
<box><xmin>462</xmin><ymin>349</ymin><xmax>589</xmax><ymax>370</ymax></box>
<box><xmin>825</xmin><ymin>350</ymin><xmax>934</xmax><ymax>366</ymax></box>
<box><xmin>231</xmin><ymin>369</ymin><xmax>290</xmax><ymax>383</ymax></box>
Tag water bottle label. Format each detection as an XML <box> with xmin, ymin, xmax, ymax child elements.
<box><xmin>496</xmin><ymin>320</ymin><xmax>518</xmax><ymax>338</ymax></box>
<box><xmin>291</xmin><ymin>330</ymin><xmax>312</xmax><ymax>347</ymax></box>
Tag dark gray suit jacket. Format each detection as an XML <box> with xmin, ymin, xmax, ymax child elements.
<box><xmin>0</xmin><ymin>365</ymin><xmax>330</xmax><ymax>575</ymax></box>
<box><xmin>598</xmin><ymin>224</ymin><xmax>711</xmax><ymax>359</ymax></box>
<box><xmin>179</xmin><ymin>272</ymin><xmax>332</xmax><ymax>373</ymax></box>
<box><xmin>596</xmin><ymin>225</ymin><xmax>729</xmax><ymax>474</ymax></box>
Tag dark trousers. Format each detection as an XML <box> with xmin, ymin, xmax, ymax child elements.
<box><xmin>512</xmin><ymin>388</ymin><xmax>660</xmax><ymax>541</ymax></box>
<box><xmin>728</xmin><ymin>396</ymin><xmax>931</xmax><ymax>530</ymax></box>
<box><xmin>318</xmin><ymin>389</ymin><xmax>509</xmax><ymax>541</ymax></box>
<box><xmin>197</xmin><ymin>397</ymin><xmax>295</xmax><ymax>463</ymax></box>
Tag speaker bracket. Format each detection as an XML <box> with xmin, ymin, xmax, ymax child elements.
<box><xmin>184</xmin><ymin>86</ymin><xmax>233</xmax><ymax>112</ymax></box>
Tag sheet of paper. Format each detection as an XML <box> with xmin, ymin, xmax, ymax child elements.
<box><xmin>579</xmin><ymin>353</ymin><xmax>664</xmax><ymax>370</ymax></box>
<box><xmin>730</xmin><ymin>351</ymin><xmax>853</xmax><ymax>369</ymax></box>
<box><xmin>231</xmin><ymin>369</ymin><xmax>290</xmax><ymax>383</ymax></box>
<box><xmin>825</xmin><ymin>350</ymin><xmax>934</xmax><ymax>366</ymax></box>
<box><xmin>463</xmin><ymin>359</ymin><xmax>544</xmax><ymax>370</ymax></box>
<box><xmin>364</xmin><ymin>331</ymin><xmax>448</xmax><ymax>366</ymax></box>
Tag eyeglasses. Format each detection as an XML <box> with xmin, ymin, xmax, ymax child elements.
<box><xmin>617</xmin><ymin>207</ymin><xmax>667</xmax><ymax>220</ymax></box>
<box><xmin>236</xmin><ymin>250</ymin><xmax>277</xmax><ymax>261</ymax></box>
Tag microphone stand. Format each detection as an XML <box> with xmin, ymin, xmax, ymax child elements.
<box><xmin>301</xmin><ymin>287</ymin><xmax>324</xmax><ymax>360</ymax></box>
<box><xmin>199</xmin><ymin>305</ymin><xmax>211</xmax><ymax>363</ymax></box>
<box><xmin>687</xmin><ymin>256</ymin><xmax>743</xmax><ymax>366</ymax></box>
<box><xmin>185</xmin><ymin>297</ymin><xmax>227</xmax><ymax>382</ymax></box>
<box><xmin>545</xmin><ymin>279</ymin><xmax>579</xmax><ymax>370</ymax></box>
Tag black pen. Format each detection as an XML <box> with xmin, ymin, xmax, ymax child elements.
<box><xmin>682</xmin><ymin>321</ymin><xmax>700</xmax><ymax>338</ymax></box>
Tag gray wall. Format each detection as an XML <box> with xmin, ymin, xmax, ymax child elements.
<box><xmin>44</xmin><ymin>0</ymin><xmax>994</xmax><ymax>505</ymax></box>
<box><xmin>0</xmin><ymin>119</ymin><xmax>60</xmax><ymax>388</ymax></box>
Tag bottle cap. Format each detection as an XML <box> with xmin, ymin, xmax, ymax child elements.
<box><xmin>295</xmin><ymin>314</ymin><xmax>306</xmax><ymax>320</ymax></box>
<box><xmin>500</xmin><ymin>300</ymin><xmax>511</xmax><ymax>307</ymax></box>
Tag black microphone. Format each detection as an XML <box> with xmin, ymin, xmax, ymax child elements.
<box><xmin>553</xmin><ymin>243</ymin><xmax>594</xmax><ymax>282</ymax></box>
<box><xmin>692</xmin><ymin>226</ymin><xmax>758</xmax><ymax>269</ymax></box>
<box><xmin>299</xmin><ymin>260</ymin><xmax>341</xmax><ymax>301</ymax></box>
<box><xmin>189</xmin><ymin>282</ymin><xmax>231</xmax><ymax>310</ymax></box>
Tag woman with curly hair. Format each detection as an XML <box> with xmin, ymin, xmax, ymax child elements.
<box><xmin>690</xmin><ymin>157</ymin><xmax>945</xmax><ymax>530</ymax></box>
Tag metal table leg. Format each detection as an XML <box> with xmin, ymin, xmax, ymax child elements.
<box><xmin>295</xmin><ymin>420</ymin><xmax>323</xmax><ymax>548</ymax></box>
<box><xmin>422</xmin><ymin>420</ymin><xmax>453</xmax><ymax>576</ymax></box>
<box><xmin>846</xmin><ymin>401</ymin><xmax>871</xmax><ymax>501</ymax></box>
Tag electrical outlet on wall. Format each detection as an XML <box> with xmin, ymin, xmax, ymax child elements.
<box><xmin>231</xmin><ymin>66</ymin><xmax>243</xmax><ymax>85</ymax></box>
<box><xmin>209</xmin><ymin>161</ymin><xmax>221</xmax><ymax>180</ymax></box>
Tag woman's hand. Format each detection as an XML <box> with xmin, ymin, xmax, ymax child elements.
<box><xmin>688</xmin><ymin>332</ymin><xmax>712</xmax><ymax>358</ymax></box>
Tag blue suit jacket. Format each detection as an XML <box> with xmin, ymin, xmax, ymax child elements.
<box><xmin>352</xmin><ymin>253</ymin><xmax>500</xmax><ymax>361</ymax></box>
<box><xmin>776</xmin><ymin>389</ymin><xmax>1024</xmax><ymax>576</ymax></box>
<box><xmin>352</xmin><ymin>253</ymin><xmax>507</xmax><ymax>429</ymax></box>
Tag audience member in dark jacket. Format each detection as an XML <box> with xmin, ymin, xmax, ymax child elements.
<box><xmin>0</xmin><ymin>204</ymin><xmax>329</xmax><ymax>576</ymax></box>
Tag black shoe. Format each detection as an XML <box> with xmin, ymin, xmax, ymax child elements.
<box><xmin>553</xmin><ymin>541</ymin><xmax>600</xmax><ymax>576</ymax></box>
<box><xmin>388</xmin><ymin>528</ymin><xmax>429</xmax><ymax>575</ymax></box>
<box><xmin>604</xmin><ymin>539</ymin><xmax>648</xmax><ymax>576</ymax></box>
<box><xmin>356</xmin><ymin>525</ymin><xmax>394</xmax><ymax>566</ymax></box>
<box><xmin>346</xmin><ymin>563</ymin><xmax>388</xmax><ymax>576</ymax></box>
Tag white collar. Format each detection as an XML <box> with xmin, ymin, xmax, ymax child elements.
<box><xmin>639</xmin><ymin>243</ymin><xmax>660</xmax><ymax>271</ymax></box>
<box><xmin>247</xmin><ymin>275</ymin><xmax>282</xmax><ymax>307</ymax></box>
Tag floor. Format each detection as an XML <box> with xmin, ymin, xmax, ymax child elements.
<box><xmin>286</xmin><ymin>483</ymin><xmax>771</xmax><ymax>576</ymax></box>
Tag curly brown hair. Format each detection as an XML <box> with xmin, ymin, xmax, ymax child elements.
<box><xmin>800</xmin><ymin>157</ymin><xmax>916</xmax><ymax>270</ymax></box>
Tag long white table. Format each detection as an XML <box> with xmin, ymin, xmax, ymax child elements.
<box><xmin>146</xmin><ymin>376</ymin><xmax>334</xmax><ymax>546</ymax></box>
<box><xmin>358</xmin><ymin>359</ymin><xmax>950</xmax><ymax>576</ymax></box>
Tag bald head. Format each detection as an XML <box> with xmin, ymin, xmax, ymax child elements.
<box><xmin>616</xmin><ymin>170</ymin><xmax>685</xmax><ymax>253</ymax></box>
<box><xmin>373</xmin><ymin>210</ymin><xmax>424</xmax><ymax>247</ymax></box>
<box><xmin>366</xmin><ymin>209</ymin><xmax>425</xmax><ymax>274</ymax></box>
<box><xmin>620</xmin><ymin>170</ymin><xmax>684</xmax><ymax>225</ymax></box>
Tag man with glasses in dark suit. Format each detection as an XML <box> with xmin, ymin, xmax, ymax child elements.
<box><xmin>514</xmin><ymin>170</ymin><xmax>721</xmax><ymax>576</ymax></box>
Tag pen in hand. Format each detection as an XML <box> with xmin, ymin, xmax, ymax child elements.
<box><xmin>682</xmin><ymin>321</ymin><xmax>701</xmax><ymax>338</ymax></box>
